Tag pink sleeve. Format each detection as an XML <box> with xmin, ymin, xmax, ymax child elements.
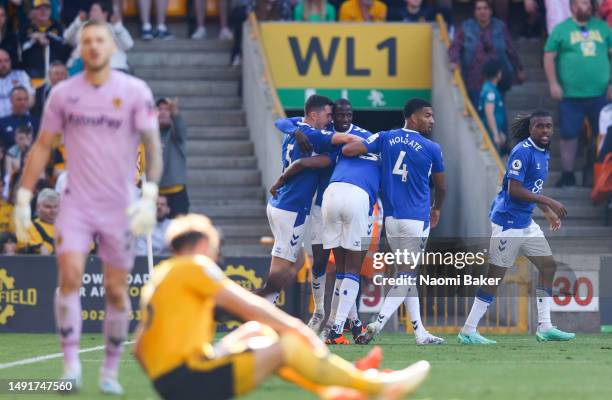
<box><xmin>134</xmin><ymin>83</ymin><xmax>158</xmax><ymax>134</ymax></box>
<box><xmin>39</xmin><ymin>88</ymin><xmax>64</xmax><ymax>136</ymax></box>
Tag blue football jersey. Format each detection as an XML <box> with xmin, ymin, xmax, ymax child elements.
<box><xmin>364</xmin><ymin>129</ymin><xmax>444</xmax><ymax>221</ymax></box>
<box><xmin>490</xmin><ymin>137</ymin><xmax>550</xmax><ymax>229</ymax></box>
<box><xmin>329</xmin><ymin>125</ymin><xmax>380</xmax><ymax>212</ymax></box>
<box><xmin>269</xmin><ymin>117</ymin><xmax>335</xmax><ymax>214</ymax></box>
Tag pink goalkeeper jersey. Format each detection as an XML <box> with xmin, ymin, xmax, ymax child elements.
<box><xmin>41</xmin><ymin>71</ymin><xmax>158</xmax><ymax>211</ymax></box>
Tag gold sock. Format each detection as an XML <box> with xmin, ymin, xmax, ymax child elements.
<box><xmin>279</xmin><ymin>331</ymin><xmax>383</xmax><ymax>395</ymax></box>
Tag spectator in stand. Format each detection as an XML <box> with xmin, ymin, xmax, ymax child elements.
<box><xmin>17</xmin><ymin>188</ymin><xmax>58</xmax><ymax>255</ymax></box>
<box><xmin>228</xmin><ymin>0</ymin><xmax>292</xmax><ymax>66</ymax></box>
<box><xmin>339</xmin><ymin>0</ymin><xmax>387</xmax><ymax>21</ymax></box>
<box><xmin>191</xmin><ymin>0</ymin><xmax>207</xmax><ymax>39</ymax></box>
<box><xmin>20</xmin><ymin>0</ymin><xmax>70</xmax><ymax>79</ymax></box>
<box><xmin>544</xmin><ymin>0</ymin><xmax>612</xmax><ymax>187</ymax></box>
<box><xmin>478</xmin><ymin>59</ymin><xmax>507</xmax><ymax>155</ymax></box>
<box><xmin>448</xmin><ymin>0</ymin><xmax>524</xmax><ymax>107</ymax></box>
<box><xmin>32</xmin><ymin>60</ymin><xmax>67</xmax><ymax>120</ymax></box>
<box><xmin>0</xmin><ymin>178</ymin><xmax>13</xmax><ymax>233</ymax></box>
<box><xmin>219</xmin><ymin>0</ymin><xmax>234</xmax><ymax>40</ymax></box>
<box><xmin>158</xmin><ymin>97</ymin><xmax>189</xmax><ymax>218</ymax></box>
<box><xmin>0</xmin><ymin>5</ymin><xmax>18</xmax><ymax>67</ymax></box>
<box><xmin>521</xmin><ymin>0</ymin><xmax>545</xmax><ymax>39</ymax></box>
<box><xmin>0</xmin><ymin>49</ymin><xmax>34</xmax><ymax>119</ymax></box>
<box><xmin>545</xmin><ymin>0</ymin><xmax>571</xmax><ymax>33</ymax></box>
<box><xmin>138</xmin><ymin>0</ymin><xmax>173</xmax><ymax>40</ymax></box>
<box><xmin>64</xmin><ymin>1</ymin><xmax>134</xmax><ymax>73</ymax></box>
<box><xmin>4</xmin><ymin>124</ymin><xmax>32</xmax><ymax>198</ymax></box>
<box><xmin>0</xmin><ymin>87</ymin><xmax>38</xmax><ymax>148</ymax></box>
<box><xmin>387</xmin><ymin>0</ymin><xmax>434</xmax><ymax>22</ymax></box>
<box><xmin>294</xmin><ymin>0</ymin><xmax>337</xmax><ymax>21</ymax></box>
<box><xmin>600</xmin><ymin>0</ymin><xmax>612</xmax><ymax>27</ymax></box>
<box><xmin>135</xmin><ymin>195</ymin><xmax>171</xmax><ymax>256</ymax></box>
<box><xmin>0</xmin><ymin>231</ymin><xmax>16</xmax><ymax>254</ymax></box>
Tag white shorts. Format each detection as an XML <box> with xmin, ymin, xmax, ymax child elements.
<box><xmin>266</xmin><ymin>204</ymin><xmax>309</xmax><ymax>263</ymax></box>
<box><xmin>310</xmin><ymin>205</ymin><xmax>323</xmax><ymax>245</ymax></box>
<box><xmin>489</xmin><ymin>220</ymin><xmax>552</xmax><ymax>268</ymax></box>
<box><xmin>384</xmin><ymin>217</ymin><xmax>430</xmax><ymax>257</ymax></box>
<box><xmin>321</xmin><ymin>182</ymin><xmax>372</xmax><ymax>251</ymax></box>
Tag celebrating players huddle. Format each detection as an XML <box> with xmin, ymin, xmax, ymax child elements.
<box><xmin>262</xmin><ymin>95</ymin><xmax>575</xmax><ymax>348</ymax></box>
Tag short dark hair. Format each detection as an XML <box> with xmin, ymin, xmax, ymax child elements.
<box><xmin>90</xmin><ymin>0</ymin><xmax>112</xmax><ymax>15</ymax></box>
<box><xmin>10</xmin><ymin>86</ymin><xmax>28</xmax><ymax>97</ymax></box>
<box><xmin>156</xmin><ymin>98</ymin><xmax>169</xmax><ymax>107</ymax></box>
<box><xmin>332</xmin><ymin>98</ymin><xmax>352</xmax><ymax>113</ymax></box>
<box><xmin>474</xmin><ymin>0</ymin><xmax>492</xmax><ymax>9</ymax></box>
<box><xmin>403</xmin><ymin>98</ymin><xmax>432</xmax><ymax>119</ymax></box>
<box><xmin>482</xmin><ymin>59</ymin><xmax>502</xmax><ymax>79</ymax></box>
<box><xmin>15</xmin><ymin>125</ymin><xmax>33</xmax><ymax>135</ymax></box>
<box><xmin>304</xmin><ymin>95</ymin><xmax>333</xmax><ymax>115</ymax></box>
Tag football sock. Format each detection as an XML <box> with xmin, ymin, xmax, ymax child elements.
<box><xmin>462</xmin><ymin>289</ymin><xmax>494</xmax><ymax>334</ymax></box>
<box><xmin>102</xmin><ymin>299</ymin><xmax>130</xmax><ymax>378</ymax></box>
<box><xmin>332</xmin><ymin>273</ymin><xmax>360</xmax><ymax>334</ymax></box>
<box><xmin>312</xmin><ymin>270</ymin><xmax>326</xmax><ymax>314</ymax></box>
<box><xmin>376</xmin><ymin>272</ymin><xmax>413</xmax><ymax>330</ymax></box>
<box><xmin>404</xmin><ymin>274</ymin><xmax>426</xmax><ymax>336</ymax></box>
<box><xmin>536</xmin><ymin>286</ymin><xmax>553</xmax><ymax>331</ymax></box>
<box><xmin>279</xmin><ymin>331</ymin><xmax>383</xmax><ymax>394</ymax></box>
<box><xmin>328</xmin><ymin>274</ymin><xmax>344</xmax><ymax>324</ymax></box>
<box><xmin>348</xmin><ymin>302</ymin><xmax>359</xmax><ymax>323</ymax></box>
<box><xmin>54</xmin><ymin>289</ymin><xmax>82</xmax><ymax>374</ymax></box>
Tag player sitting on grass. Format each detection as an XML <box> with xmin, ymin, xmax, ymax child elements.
<box><xmin>458</xmin><ymin>111</ymin><xmax>576</xmax><ymax>344</ymax></box>
<box><xmin>134</xmin><ymin>214</ymin><xmax>431</xmax><ymax>400</ymax></box>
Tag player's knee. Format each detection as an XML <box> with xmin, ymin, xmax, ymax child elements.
<box><xmin>58</xmin><ymin>267</ymin><xmax>82</xmax><ymax>293</ymax></box>
<box><xmin>104</xmin><ymin>284</ymin><xmax>127</xmax><ymax>308</ymax></box>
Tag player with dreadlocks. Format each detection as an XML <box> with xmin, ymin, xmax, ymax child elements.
<box><xmin>458</xmin><ymin>110</ymin><xmax>576</xmax><ymax>344</ymax></box>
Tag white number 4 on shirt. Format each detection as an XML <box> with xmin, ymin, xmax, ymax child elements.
<box><xmin>393</xmin><ymin>151</ymin><xmax>408</xmax><ymax>182</ymax></box>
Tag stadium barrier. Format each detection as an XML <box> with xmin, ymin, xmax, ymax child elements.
<box><xmin>242</xmin><ymin>14</ymin><xmax>285</xmax><ymax>195</ymax></box>
<box><xmin>0</xmin><ymin>256</ymin><xmax>299</xmax><ymax>333</ymax></box>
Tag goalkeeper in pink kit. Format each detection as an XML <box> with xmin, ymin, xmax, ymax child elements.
<box><xmin>14</xmin><ymin>20</ymin><xmax>163</xmax><ymax>395</ymax></box>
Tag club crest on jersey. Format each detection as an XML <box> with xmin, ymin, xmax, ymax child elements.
<box><xmin>512</xmin><ymin>159</ymin><xmax>522</xmax><ymax>170</ymax></box>
<box><xmin>112</xmin><ymin>97</ymin><xmax>123</xmax><ymax>109</ymax></box>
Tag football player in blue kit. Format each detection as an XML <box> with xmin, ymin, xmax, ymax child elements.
<box><xmin>458</xmin><ymin>110</ymin><xmax>576</xmax><ymax>344</ymax></box>
<box><xmin>271</xmin><ymin>99</ymin><xmax>378</xmax><ymax>345</ymax></box>
<box><xmin>259</xmin><ymin>95</ymin><xmax>360</xmax><ymax>305</ymax></box>
<box><xmin>342</xmin><ymin>99</ymin><xmax>446</xmax><ymax>345</ymax></box>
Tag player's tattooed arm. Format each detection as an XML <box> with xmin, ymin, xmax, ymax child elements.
<box><xmin>508</xmin><ymin>180</ymin><xmax>567</xmax><ymax>218</ymax></box>
<box><xmin>141</xmin><ymin>129</ymin><xmax>163</xmax><ymax>183</ymax></box>
<box><xmin>270</xmin><ymin>155</ymin><xmax>332</xmax><ymax>197</ymax></box>
<box><xmin>430</xmin><ymin>172</ymin><xmax>446</xmax><ymax>229</ymax></box>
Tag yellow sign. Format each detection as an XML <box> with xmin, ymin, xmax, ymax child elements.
<box><xmin>0</xmin><ymin>268</ymin><xmax>38</xmax><ymax>325</ymax></box>
<box><xmin>260</xmin><ymin>23</ymin><xmax>432</xmax><ymax>89</ymax></box>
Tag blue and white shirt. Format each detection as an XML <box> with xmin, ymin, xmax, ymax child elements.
<box><xmin>269</xmin><ymin>117</ymin><xmax>335</xmax><ymax>214</ymax></box>
<box><xmin>490</xmin><ymin>137</ymin><xmax>550</xmax><ymax>229</ymax></box>
<box><xmin>364</xmin><ymin>128</ymin><xmax>444</xmax><ymax>222</ymax></box>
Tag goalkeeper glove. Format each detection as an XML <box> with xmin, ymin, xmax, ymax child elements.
<box><xmin>127</xmin><ymin>182</ymin><xmax>158</xmax><ymax>236</ymax></box>
<box><xmin>14</xmin><ymin>188</ymin><xmax>33</xmax><ymax>242</ymax></box>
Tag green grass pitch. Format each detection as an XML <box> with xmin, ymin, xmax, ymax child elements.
<box><xmin>1</xmin><ymin>333</ymin><xmax>611</xmax><ymax>399</ymax></box>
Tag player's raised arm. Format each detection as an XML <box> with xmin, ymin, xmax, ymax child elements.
<box><xmin>270</xmin><ymin>154</ymin><xmax>334</xmax><ymax>197</ymax></box>
<box><xmin>342</xmin><ymin>132</ymin><xmax>381</xmax><ymax>157</ymax></box>
<box><xmin>275</xmin><ymin>118</ymin><xmax>313</xmax><ymax>154</ymax></box>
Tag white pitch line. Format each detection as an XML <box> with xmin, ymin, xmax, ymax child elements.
<box><xmin>0</xmin><ymin>341</ymin><xmax>135</xmax><ymax>370</ymax></box>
